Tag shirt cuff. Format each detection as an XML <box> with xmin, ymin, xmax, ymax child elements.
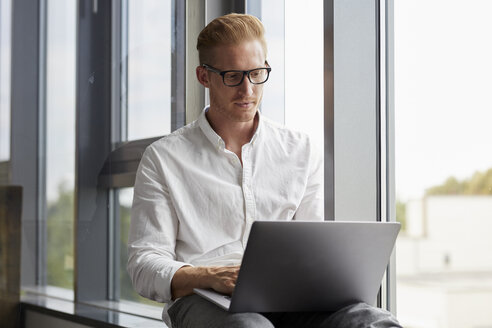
<box><xmin>154</xmin><ymin>260</ymin><xmax>193</xmax><ymax>302</ymax></box>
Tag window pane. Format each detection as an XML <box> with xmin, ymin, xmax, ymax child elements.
<box><xmin>284</xmin><ymin>0</ymin><xmax>323</xmax><ymax>151</ymax></box>
<box><xmin>258</xmin><ymin>0</ymin><xmax>285</xmax><ymax>124</ymax></box>
<box><xmin>257</xmin><ymin>0</ymin><xmax>324</xmax><ymax>152</ymax></box>
<box><xmin>0</xmin><ymin>0</ymin><xmax>12</xmax><ymax>163</ymax></box>
<box><xmin>45</xmin><ymin>0</ymin><xmax>76</xmax><ymax>290</ymax></box>
<box><xmin>119</xmin><ymin>188</ymin><xmax>161</xmax><ymax>306</ymax></box>
<box><xmin>126</xmin><ymin>0</ymin><xmax>172</xmax><ymax>140</ymax></box>
<box><xmin>395</xmin><ymin>1</ymin><xmax>492</xmax><ymax>327</ymax></box>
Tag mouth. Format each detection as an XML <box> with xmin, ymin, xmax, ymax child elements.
<box><xmin>234</xmin><ymin>101</ymin><xmax>256</xmax><ymax>108</ymax></box>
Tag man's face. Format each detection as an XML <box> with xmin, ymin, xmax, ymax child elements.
<box><xmin>197</xmin><ymin>39</ymin><xmax>267</xmax><ymax>123</ymax></box>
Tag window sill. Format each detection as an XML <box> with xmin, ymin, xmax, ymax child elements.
<box><xmin>20</xmin><ymin>287</ymin><xmax>164</xmax><ymax>328</ymax></box>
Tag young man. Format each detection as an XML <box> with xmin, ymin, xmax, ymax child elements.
<box><xmin>128</xmin><ymin>13</ymin><xmax>401</xmax><ymax>328</ymax></box>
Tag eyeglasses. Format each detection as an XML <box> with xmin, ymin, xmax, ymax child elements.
<box><xmin>202</xmin><ymin>63</ymin><xmax>272</xmax><ymax>87</ymax></box>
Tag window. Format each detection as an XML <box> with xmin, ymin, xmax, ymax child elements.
<box><xmin>44</xmin><ymin>0</ymin><xmax>76</xmax><ymax>291</ymax></box>
<box><xmin>394</xmin><ymin>1</ymin><xmax>492</xmax><ymax>326</ymax></box>
<box><xmin>251</xmin><ymin>0</ymin><xmax>324</xmax><ymax>152</ymax></box>
<box><xmin>125</xmin><ymin>0</ymin><xmax>172</xmax><ymax>140</ymax></box>
<box><xmin>116</xmin><ymin>0</ymin><xmax>174</xmax><ymax>306</ymax></box>
<box><xmin>117</xmin><ymin>188</ymin><xmax>160</xmax><ymax>306</ymax></box>
<box><xmin>252</xmin><ymin>0</ymin><xmax>285</xmax><ymax>124</ymax></box>
<box><xmin>284</xmin><ymin>0</ymin><xmax>323</xmax><ymax>151</ymax></box>
<box><xmin>9</xmin><ymin>1</ymin><xmax>390</xmax><ymax>325</ymax></box>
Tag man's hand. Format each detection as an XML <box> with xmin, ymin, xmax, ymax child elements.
<box><xmin>171</xmin><ymin>265</ymin><xmax>240</xmax><ymax>300</ymax></box>
<box><xmin>205</xmin><ymin>266</ymin><xmax>240</xmax><ymax>295</ymax></box>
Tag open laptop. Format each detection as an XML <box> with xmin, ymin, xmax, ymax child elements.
<box><xmin>194</xmin><ymin>220</ymin><xmax>400</xmax><ymax>313</ymax></box>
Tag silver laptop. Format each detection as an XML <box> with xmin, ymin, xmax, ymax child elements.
<box><xmin>194</xmin><ymin>220</ymin><xmax>400</xmax><ymax>313</ymax></box>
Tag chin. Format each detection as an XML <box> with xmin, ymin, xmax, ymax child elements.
<box><xmin>232</xmin><ymin>107</ymin><xmax>258</xmax><ymax>122</ymax></box>
<box><xmin>211</xmin><ymin>102</ymin><xmax>258</xmax><ymax>123</ymax></box>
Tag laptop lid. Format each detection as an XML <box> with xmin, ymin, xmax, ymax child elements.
<box><xmin>226</xmin><ymin>220</ymin><xmax>400</xmax><ymax>313</ymax></box>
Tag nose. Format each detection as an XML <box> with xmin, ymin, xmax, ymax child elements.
<box><xmin>237</xmin><ymin>74</ymin><xmax>254</xmax><ymax>96</ymax></box>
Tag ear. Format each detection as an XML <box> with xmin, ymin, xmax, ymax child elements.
<box><xmin>196</xmin><ymin>66</ymin><xmax>210</xmax><ymax>88</ymax></box>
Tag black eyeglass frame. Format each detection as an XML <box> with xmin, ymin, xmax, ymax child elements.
<box><xmin>202</xmin><ymin>63</ymin><xmax>272</xmax><ymax>87</ymax></box>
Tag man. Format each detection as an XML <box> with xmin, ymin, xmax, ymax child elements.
<box><xmin>128</xmin><ymin>13</ymin><xmax>401</xmax><ymax>328</ymax></box>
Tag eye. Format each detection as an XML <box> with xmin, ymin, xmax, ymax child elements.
<box><xmin>225</xmin><ymin>72</ymin><xmax>242</xmax><ymax>80</ymax></box>
<box><xmin>250</xmin><ymin>70</ymin><xmax>261</xmax><ymax>78</ymax></box>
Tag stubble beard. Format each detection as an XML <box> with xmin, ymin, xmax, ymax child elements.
<box><xmin>211</xmin><ymin>93</ymin><xmax>263</xmax><ymax>123</ymax></box>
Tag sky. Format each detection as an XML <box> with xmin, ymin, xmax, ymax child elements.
<box><xmin>127</xmin><ymin>0</ymin><xmax>172</xmax><ymax>140</ymax></box>
<box><xmin>45</xmin><ymin>0</ymin><xmax>76</xmax><ymax>202</ymax></box>
<box><xmin>394</xmin><ymin>0</ymin><xmax>492</xmax><ymax>200</ymax></box>
<box><xmin>284</xmin><ymin>0</ymin><xmax>324</xmax><ymax>151</ymax></box>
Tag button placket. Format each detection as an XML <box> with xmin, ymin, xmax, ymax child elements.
<box><xmin>241</xmin><ymin>146</ymin><xmax>256</xmax><ymax>245</ymax></box>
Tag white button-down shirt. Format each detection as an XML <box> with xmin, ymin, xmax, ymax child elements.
<box><xmin>127</xmin><ymin>107</ymin><xmax>323</xmax><ymax>308</ymax></box>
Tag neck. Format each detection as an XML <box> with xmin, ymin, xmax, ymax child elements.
<box><xmin>206</xmin><ymin>108</ymin><xmax>258</xmax><ymax>158</ymax></box>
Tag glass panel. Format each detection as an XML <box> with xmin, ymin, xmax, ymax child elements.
<box><xmin>255</xmin><ymin>0</ymin><xmax>324</xmax><ymax>153</ymax></box>
<box><xmin>0</xmin><ymin>0</ymin><xmax>12</xmax><ymax>163</ymax></box>
<box><xmin>257</xmin><ymin>0</ymin><xmax>285</xmax><ymax>124</ymax></box>
<box><xmin>117</xmin><ymin>0</ymin><xmax>173</xmax><ymax>306</ymax></box>
<box><xmin>284</xmin><ymin>0</ymin><xmax>324</xmax><ymax>151</ymax></box>
<box><xmin>126</xmin><ymin>0</ymin><xmax>172</xmax><ymax>140</ymax></box>
<box><xmin>119</xmin><ymin>188</ymin><xmax>161</xmax><ymax>306</ymax></box>
<box><xmin>394</xmin><ymin>1</ymin><xmax>492</xmax><ymax>327</ymax></box>
<box><xmin>45</xmin><ymin>0</ymin><xmax>76</xmax><ymax>289</ymax></box>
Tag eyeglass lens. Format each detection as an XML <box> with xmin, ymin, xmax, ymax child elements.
<box><xmin>223</xmin><ymin>68</ymin><xmax>269</xmax><ymax>86</ymax></box>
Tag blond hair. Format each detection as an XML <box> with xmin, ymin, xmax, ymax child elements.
<box><xmin>197</xmin><ymin>13</ymin><xmax>267</xmax><ymax>65</ymax></box>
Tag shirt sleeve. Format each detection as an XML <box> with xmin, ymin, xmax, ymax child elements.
<box><xmin>127</xmin><ymin>145</ymin><xmax>190</xmax><ymax>303</ymax></box>
<box><xmin>294</xmin><ymin>138</ymin><xmax>324</xmax><ymax>221</ymax></box>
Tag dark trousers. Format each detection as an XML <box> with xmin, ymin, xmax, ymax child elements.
<box><xmin>168</xmin><ymin>294</ymin><xmax>403</xmax><ymax>328</ymax></box>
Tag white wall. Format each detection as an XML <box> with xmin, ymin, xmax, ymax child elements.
<box><xmin>397</xmin><ymin>195</ymin><xmax>492</xmax><ymax>328</ymax></box>
<box><xmin>398</xmin><ymin>195</ymin><xmax>492</xmax><ymax>274</ymax></box>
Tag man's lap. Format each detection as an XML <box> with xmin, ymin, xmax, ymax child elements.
<box><xmin>168</xmin><ymin>294</ymin><xmax>402</xmax><ymax>328</ymax></box>
<box><xmin>168</xmin><ymin>294</ymin><xmax>274</xmax><ymax>328</ymax></box>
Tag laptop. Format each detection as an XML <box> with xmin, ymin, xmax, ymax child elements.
<box><xmin>194</xmin><ymin>220</ymin><xmax>400</xmax><ymax>313</ymax></box>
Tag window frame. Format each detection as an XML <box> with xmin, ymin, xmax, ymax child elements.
<box><xmin>11</xmin><ymin>0</ymin><xmax>43</xmax><ymax>288</ymax></box>
<box><xmin>327</xmin><ymin>0</ymin><xmax>397</xmax><ymax>313</ymax></box>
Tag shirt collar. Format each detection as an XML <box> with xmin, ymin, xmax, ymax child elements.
<box><xmin>198</xmin><ymin>106</ymin><xmax>224</xmax><ymax>150</ymax></box>
<box><xmin>198</xmin><ymin>106</ymin><xmax>263</xmax><ymax>150</ymax></box>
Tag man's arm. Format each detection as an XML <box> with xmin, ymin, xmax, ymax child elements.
<box><xmin>128</xmin><ymin>146</ymin><xmax>191</xmax><ymax>303</ymax></box>
<box><xmin>128</xmin><ymin>145</ymin><xmax>241</xmax><ymax>302</ymax></box>
<box><xmin>170</xmin><ymin>265</ymin><xmax>239</xmax><ymax>299</ymax></box>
